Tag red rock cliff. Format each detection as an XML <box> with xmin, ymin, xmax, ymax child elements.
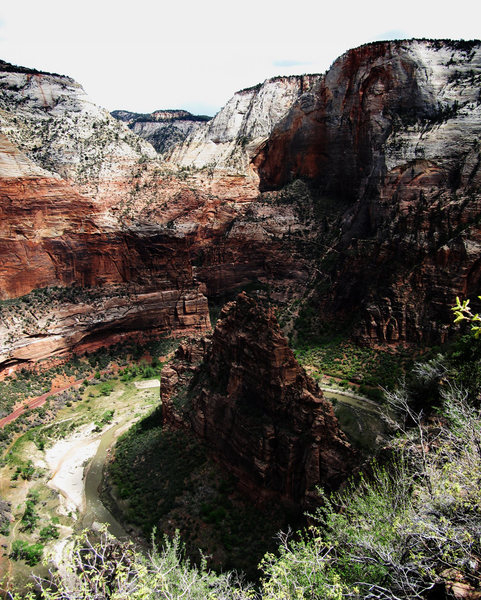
<box><xmin>0</xmin><ymin>134</ymin><xmax>211</xmax><ymax>366</ymax></box>
<box><xmin>254</xmin><ymin>40</ymin><xmax>481</xmax><ymax>344</ymax></box>
<box><xmin>162</xmin><ymin>293</ymin><xmax>355</xmax><ymax>509</ymax></box>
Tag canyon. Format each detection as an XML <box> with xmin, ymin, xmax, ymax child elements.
<box><xmin>1</xmin><ymin>39</ymin><xmax>481</xmax><ymax>367</ymax></box>
<box><xmin>1</xmin><ymin>39</ymin><xmax>481</xmax><ymax>596</ymax></box>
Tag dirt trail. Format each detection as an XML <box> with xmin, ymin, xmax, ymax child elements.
<box><xmin>0</xmin><ymin>377</ymin><xmax>92</xmax><ymax>428</ymax></box>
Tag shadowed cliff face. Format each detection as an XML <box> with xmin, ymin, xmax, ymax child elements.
<box><xmin>2</xmin><ymin>40</ymin><xmax>481</xmax><ymax>363</ymax></box>
<box><xmin>167</xmin><ymin>75</ymin><xmax>320</xmax><ymax>180</ymax></box>
<box><xmin>255</xmin><ymin>39</ymin><xmax>481</xmax><ymax>345</ymax></box>
<box><xmin>162</xmin><ymin>293</ymin><xmax>355</xmax><ymax>510</ymax></box>
<box><xmin>256</xmin><ymin>40</ymin><xmax>481</xmax><ymax>198</ymax></box>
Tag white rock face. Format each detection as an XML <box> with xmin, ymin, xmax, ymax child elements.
<box><xmin>131</xmin><ymin>118</ymin><xmax>198</xmax><ymax>138</ymax></box>
<box><xmin>167</xmin><ymin>75</ymin><xmax>320</xmax><ymax>176</ymax></box>
<box><xmin>383</xmin><ymin>40</ymin><xmax>481</xmax><ymax>177</ymax></box>
<box><xmin>0</xmin><ymin>66</ymin><xmax>157</xmax><ymax>184</ymax></box>
<box><xmin>0</xmin><ymin>133</ymin><xmax>57</xmax><ymax>178</ymax></box>
<box><xmin>111</xmin><ymin>109</ymin><xmax>210</xmax><ymax>154</ymax></box>
<box><xmin>129</xmin><ymin>119</ymin><xmax>204</xmax><ymax>153</ymax></box>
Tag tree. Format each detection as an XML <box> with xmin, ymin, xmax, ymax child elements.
<box><xmin>452</xmin><ymin>296</ymin><xmax>481</xmax><ymax>337</ymax></box>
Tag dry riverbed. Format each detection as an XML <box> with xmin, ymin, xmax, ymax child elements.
<box><xmin>0</xmin><ymin>377</ymin><xmax>160</xmax><ymax>592</ymax></box>
<box><xmin>45</xmin><ymin>423</ymin><xmax>102</xmax><ymax>516</ymax></box>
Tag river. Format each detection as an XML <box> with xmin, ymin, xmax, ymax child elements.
<box><xmin>79</xmin><ymin>385</ymin><xmax>388</xmax><ymax>542</ymax></box>
<box><xmin>322</xmin><ymin>387</ymin><xmax>388</xmax><ymax>451</ymax></box>
<box><xmin>81</xmin><ymin>419</ymin><xmax>128</xmax><ymax>537</ymax></box>
<box><xmin>83</xmin><ymin>386</ymin><xmax>388</xmax><ymax>535</ymax></box>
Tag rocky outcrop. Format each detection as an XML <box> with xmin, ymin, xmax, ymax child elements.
<box><xmin>0</xmin><ymin>65</ymin><xmax>157</xmax><ymax>181</ymax></box>
<box><xmin>257</xmin><ymin>40</ymin><xmax>481</xmax><ymax>196</ymax></box>
<box><xmin>0</xmin><ymin>61</ymin><xmax>160</xmax><ymax>224</ymax></box>
<box><xmin>255</xmin><ymin>39</ymin><xmax>481</xmax><ymax>345</ymax></box>
<box><xmin>0</xmin><ymin>129</ymin><xmax>210</xmax><ymax>366</ymax></box>
<box><xmin>0</xmin><ymin>285</ymin><xmax>209</xmax><ymax>367</ymax></box>
<box><xmin>111</xmin><ymin>109</ymin><xmax>211</xmax><ymax>154</ymax></box>
<box><xmin>162</xmin><ymin>293</ymin><xmax>355</xmax><ymax>509</ymax></box>
<box><xmin>167</xmin><ymin>75</ymin><xmax>319</xmax><ymax>178</ymax></box>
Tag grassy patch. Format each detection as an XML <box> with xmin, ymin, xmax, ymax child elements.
<box><xmin>94</xmin><ymin>409</ymin><xmax>114</xmax><ymax>432</ymax></box>
<box><xmin>0</xmin><ymin>336</ymin><xmax>176</xmax><ymax>455</ymax></box>
<box><xmin>293</xmin><ymin>335</ymin><xmax>414</xmax><ymax>393</ymax></box>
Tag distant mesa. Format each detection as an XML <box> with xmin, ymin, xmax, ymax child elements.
<box><xmin>110</xmin><ymin>109</ymin><xmax>211</xmax><ymax>154</ymax></box>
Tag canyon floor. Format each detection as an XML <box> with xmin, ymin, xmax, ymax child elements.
<box><xmin>0</xmin><ymin>373</ymin><xmax>159</xmax><ymax>592</ymax></box>
<box><xmin>0</xmin><ymin>334</ymin><xmax>387</xmax><ymax>592</ymax></box>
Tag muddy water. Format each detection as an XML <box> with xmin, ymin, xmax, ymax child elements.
<box><xmin>81</xmin><ymin>421</ymin><xmax>130</xmax><ymax>538</ymax></box>
<box><xmin>322</xmin><ymin>388</ymin><xmax>388</xmax><ymax>452</ymax></box>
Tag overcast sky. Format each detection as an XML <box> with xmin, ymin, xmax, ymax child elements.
<box><xmin>1</xmin><ymin>0</ymin><xmax>480</xmax><ymax>116</ymax></box>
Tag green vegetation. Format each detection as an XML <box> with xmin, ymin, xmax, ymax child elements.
<box><xmin>108</xmin><ymin>415</ymin><xmax>207</xmax><ymax>528</ymax></box>
<box><xmin>98</xmin><ymin>381</ymin><xmax>114</xmax><ymax>396</ymax></box>
<box><xmin>38</xmin><ymin>524</ymin><xmax>59</xmax><ymax>542</ymax></box>
<box><xmin>11</xmin><ymin>461</ymin><xmax>35</xmax><ymax>481</ymax></box>
<box><xmin>6</xmin><ymin>299</ymin><xmax>481</xmax><ymax>598</ymax></box>
<box><xmin>107</xmin><ymin>409</ymin><xmax>287</xmax><ymax>578</ymax></box>
<box><xmin>0</xmin><ymin>335</ymin><xmax>177</xmax><ymax>454</ymax></box>
<box><xmin>12</xmin><ymin>337</ymin><xmax>480</xmax><ymax>598</ymax></box>
<box><xmin>293</xmin><ymin>334</ymin><xmax>413</xmax><ymax>394</ymax></box>
<box><xmin>20</xmin><ymin>500</ymin><xmax>39</xmax><ymax>532</ymax></box>
<box><xmin>94</xmin><ymin>409</ymin><xmax>114</xmax><ymax>431</ymax></box>
<box><xmin>10</xmin><ymin>530</ymin><xmax>254</xmax><ymax>600</ymax></box>
<box><xmin>0</xmin><ymin>521</ymin><xmax>10</xmax><ymax>536</ymax></box>
<box><xmin>9</xmin><ymin>540</ymin><xmax>43</xmax><ymax>567</ymax></box>
<box><xmin>1</xmin><ymin>368</ymin><xmax>160</xmax><ymax>591</ymax></box>
<box><xmin>288</xmin><ymin>295</ymin><xmax>416</xmax><ymax>396</ymax></box>
<box><xmin>452</xmin><ymin>295</ymin><xmax>481</xmax><ymax>337</ymax></box>
<box><xmin>260</xmin><ymin>382</ymin><xmax>481</xmax><ymax>599</ymax></box>
<box><xmin>118</xmin><ymin>360</ymin><xmax>161</xmax><ymax>382</ymax></box>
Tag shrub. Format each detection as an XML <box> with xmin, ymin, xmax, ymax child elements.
<box><xmin>0</xmin><ymin>521</ymin><xmax>10</xmax><ymax>536</ymax></box>
<box><xmin>10</xmin><ymin>540</ymin><xmax>43</xmax><ymax>566</ymax></box>
<box><xmin>94</xmin><ymin>409</ymin><xmax>114</xmax><ymax>431</ymax></box>
<box><xmin>25</xmin><ymin>530</ymin><xmax>252</xmax><ymax>600</ymax></box>
<box><xmin>98</xmin><ymin>381</ymin><xmax>114</xmax><ymax>396</ymax></box>
<box><xmin>20</xmin><ymin>500</ymin><xmax>39</xmax><ymax>532</ymax></box>
<box><xmin>39</xmin><ymin>524</ymin><xmax>60</xmax><ymax>542</ymax></box>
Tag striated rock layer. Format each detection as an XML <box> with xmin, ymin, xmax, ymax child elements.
<box><xmin>255</xmin><ymin>39</ymin><xmax>481</xmax><ymax>345</ymax></box>
<box><xmin>0</xmin><ymin>59</ymin><xmax>315</xmax><ymax>366</ymax></box>
<box><xmin>162</xmin><ymin>293</ymin><xmax>355</xmax><ymax>509</ymax></box>
<box><xmin>2</xmin><ymin>39</ymin><xmax>481</xmax><ymax>363</ymax></box>
<box><xmin>0</xmin><ymin>133</ymin><xmax>210</xmax><ymax>367</ymax></box>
